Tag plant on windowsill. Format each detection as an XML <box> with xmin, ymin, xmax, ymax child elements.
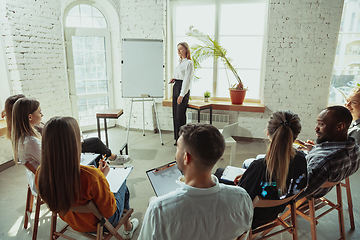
<box><xmin>204</xmin><ymin>91</ymin><xmax>211</xmax><ymax>102</ymax></box>
<box><xmin>186</xmin><ymin>26</ymin><xmax>247</xmax><ymax>104</ymax></box>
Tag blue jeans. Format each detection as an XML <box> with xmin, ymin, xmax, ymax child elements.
<box><xmin>105</xmin><ymin>181</ymin><xmax>130</xmax><ymax>231</ymax></box>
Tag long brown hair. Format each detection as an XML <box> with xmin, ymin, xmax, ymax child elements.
<box><xmin>266</xmin><ymin>111</ymin><xmax>301</xmax><ymax>193</ymax></box>
<box><xmin>37</xmin><ymin>116</ymin><xmax>81</xmax><ymax>215</ymax></box>
<box><xmin>178</xmin><ymin>42</ymin><xmax>192</xmax><ymax>60</ymax></box>
<box><xmin>4</xmin><ymin>94</ymin><xmax>25</xmax><ymax>139</ymax></box>
<box><xmin>11</xmin><ymin>98</ymin><xmax>40</xmax><ymax>164</ymax></box>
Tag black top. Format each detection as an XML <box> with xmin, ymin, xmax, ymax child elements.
<box><xmin>238</xmin><ymin>151</ymin><xmax>307</xmax><ymax>229</ymax></box>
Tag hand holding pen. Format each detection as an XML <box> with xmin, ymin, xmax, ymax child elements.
<box><xmin>99</xmin><ymin>154</ymin><xmax>110</xmax><ymax>177</ymax></box>
<box><xmin>294</xmin><ymin>139</ymin><xmax>315</xmax><ymax>151</ymax></box>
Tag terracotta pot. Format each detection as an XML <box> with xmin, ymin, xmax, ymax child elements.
<box><xmin>229</xmin><ymin>89</ymin><xmax>247</xmax><ymax>104</ymax></box>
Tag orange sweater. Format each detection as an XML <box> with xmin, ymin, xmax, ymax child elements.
<box><xmin>36</xmin><ymin>165</ymin><xmax>117</xmax><ymax>232</ymax></box>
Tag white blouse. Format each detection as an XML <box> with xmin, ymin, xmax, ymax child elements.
<box><xmin>173</xmin><ymin>58</ymin><xmax>194</xmax><ymax>97</ymax></box>
<box><xmin>18</xmin><ymin>135</ymin><xmax>41</xmax><ymax>195</ymax></box>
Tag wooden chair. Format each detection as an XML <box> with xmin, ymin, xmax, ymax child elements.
<box><xmin>264</xmin><ymin>177</ymin><xmax>355</xmax><ymax>240</ymax></box>
<box><xmin>23</xmin><ymin>162</ymin><xmax>45</xmax><ymax>240</ymax></box>
<box><xmin>50</xmin><ymin>201</ymin><xmax>134</xmax><ymax>240</ymax></box>
<box><xmin>294</xmin><ymin>178</ymin><xmax>354</xmax><ymax>240</ymax></box>
<box><xmin>237</xmin><ymin>192</ymin><xmax>300</xmax><ymax>240</ymax></box>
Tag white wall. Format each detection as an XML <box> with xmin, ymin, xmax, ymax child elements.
<box><xmin>0</xmin><ymin>0</ymin><xmax>344</xmax><ymax>164</ymax></box>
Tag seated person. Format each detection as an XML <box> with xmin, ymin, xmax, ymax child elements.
<box><xmin>345</xmin><ymin>86</ymin><xmax>360</xmax><ymax>143</ymax></box>
<box><xmin>138</xmin><ymin>124</ymin><xmax>253</xmax><ymax>240</ymax></box>
<box><xmin>3</xmin><ymin>94</ymin><xmax>129</xmax><ymax>163</ymax></box>
<box><xmin>216</xmin><ymin>111</ymin><xmax>307</xmax><ymax>229</ymax></box>
<box><xmin>297</xmin><ymin>106</ymin><xmax>360</xmax><ymax>199</ymax></box>
<box><xmin>35</xmin><ymin>116</ymin><xmax>138</xmax><ymax>239</ymax></box>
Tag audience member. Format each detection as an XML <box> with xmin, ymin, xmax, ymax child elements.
<box><xmin>36</xmin><ymin>116</ymin><xmax>138</xmax><ymax>238</ymax></box>
<box><xmin>297</xmin><ymin>106</ymin><xmax>360</xmax><ymax>199</ymax></box>
<box><xmin>138</xmin><ymin>123</ymin><xmax>253</xmax><ymax>240</ymax></box>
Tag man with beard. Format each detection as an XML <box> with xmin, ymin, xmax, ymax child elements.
<box><xmin>138</xmin><ymin>124</ymin><xmax>253</xmax><ymax>240</ymax></box>
<box><xmin>297</xmin><ymin>105</ymin><xmax>360</xmax><ymax>199</ymax></box>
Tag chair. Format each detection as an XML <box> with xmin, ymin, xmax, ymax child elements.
<box><xmin>237</xmin><ymin>192</ymin><xmax>300</xmax><ymax>240</ymax></box>
<box><xmin>294</xmin><ymin>178</ymin><xmax>355</xmax><ymax>240</ymax></box>
<box><xmin>219</xmin><ymin>122</ymin><xmax>238</xmax><ymax>165</ymax></box>
<box><xmin>23</xmin><ymin>162</ymin><xmax>45</xmax><ymax>240</ymax></box>
<box><xmin>50</xmin><ymin>201</ymin><xmax>134</xmax><ymax>240</ymax></box>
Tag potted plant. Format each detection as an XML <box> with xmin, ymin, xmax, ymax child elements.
<box><xmin>186</xmin><ymin>26</ymin><xmax>247</xmax><ymax>104</ymax></box>
<box><xmin>204</xmin><ymin>91</ymin><xmax>211</xmax><ymax>102</ymax></box>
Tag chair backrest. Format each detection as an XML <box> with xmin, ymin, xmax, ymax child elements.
<box><xmin>24</xmin><ymin>161</ymin><xmax>37</xmax><ymax>174</ymax></box>
<box><xmin>253</xmin><ymin>193</ymin><xmax>299</xmax><ymax>208</ymax></box>
<box><xmin>221</xmin><ymin>122</ymin><xmax>238</xmax><ymax>139</ymax></box>
<box><xmin>321</xmin><ymin>180</ymin><xmax>341</xmax><ymax>188</ymax></box>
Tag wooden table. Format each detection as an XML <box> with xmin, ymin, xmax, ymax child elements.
<box><xmin>96</xmin><ymin>109</ymin><xmax>124</xmax><ymax>149</ymax></box>
<box><xmin>187</xmin><ymin>101</ymin><xmax>213</xmax><ymax>124</ymax></box>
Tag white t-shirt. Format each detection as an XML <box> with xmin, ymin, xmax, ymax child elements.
<box><xmin>138</xmin><ymin>175</ymin><xmax>253</xmax><ymax>240</ymax></box>
<box><xmin>173</xmin><ymin>58</ymin><xmax>194</xmax><ymax>97</ymax></box>
<box><xmin>18</xmin><ymin>135</ymin><xmax>41</xmax><ymax>195</ymax></box>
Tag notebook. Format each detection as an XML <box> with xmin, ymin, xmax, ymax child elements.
<box><xmin>221</xmin><ymin>166</ymin><xmax>246</xmax><ymax>182</ymax></box>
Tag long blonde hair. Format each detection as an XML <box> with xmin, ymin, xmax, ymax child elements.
<box><xmin>266</xmin><ymin>111</ymin><xmax>301</xmax><ymax>193</ymax></box>
<box><xmin>11</xmin><ymin>98</ymin><xmax>40</xmax><ymax>164</ymax></box>
<box><xmin>4</xmin><ymin>94</ymin><xmax>25</xmax><ymax>139</ymax></box>
<box><xmin>37</xmin><ymin>116</ymin><xmax>81</xmax><ymax>215</ymax></box>
<box><xmin>178</xmin><ymin>42</ymin><xmax>192</xmax><ymax>60</ymax></box>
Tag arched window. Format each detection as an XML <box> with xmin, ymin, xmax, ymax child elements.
<box><xmin>64</xmin><ymin>4</ymin><xmax>113</xmax><ymax>130</ymax></box>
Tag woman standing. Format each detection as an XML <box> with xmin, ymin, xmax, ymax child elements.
<box><xmin>345</xmin><ymin>86</ymin><xmax>360</xmax><ymax>143</ymax></box>
<box><xmin>170</xmin><ymin>42</ymin><xmax>194</xmax><ymax>145</ymax></box>
<box><xmin>36</xmin><ymin>117</ymin><xmax>138</xmax><ymax>238</ymax></box>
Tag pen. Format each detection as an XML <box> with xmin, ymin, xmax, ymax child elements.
<box><xmin>294</xmin><ymin>141</ymin><xmax>305</xmax><ymax>148</ymax></box>
<box><xmin>155</xmin><ymin>163</ymin><xmax>175</xmax><ymax>172</ymax></box>
<box><xmin>101</xmin><ymin>154</ymin><xmax>107</xmax><ymax>165</ymax></box>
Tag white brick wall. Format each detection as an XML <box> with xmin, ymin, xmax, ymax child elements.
<box><xmin>1</xmin><ymin>0</ymin><xmax>71</xmax><ymax>122</ymax></box>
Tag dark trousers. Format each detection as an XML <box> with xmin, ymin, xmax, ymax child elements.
<box><xmin>172</xmin><ymin>80</ymin><xmax>190</xmax><ymax>140</ymax></box>
<box><xmin>82</xmin><ymin>137</ymin><xmax>112</xmax><ymax>157</ymax></box>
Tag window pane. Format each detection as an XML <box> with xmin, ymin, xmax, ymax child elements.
<box><xmin>220</xmin><ymin>36</ymin><xmax>263</xmax><ymax>69</ymax></box>
<box><xmin>220</xmin><ymin>3</ymin><xmax>266</xmax><ymax>35</ymax></box>
<box><xmin>329</xmin><ymin>0</ymin><xmax>360</xmax><ymax>104</ymax></box>
<box><xmin>175</xmin><ymin>5</ymin><xmax>215</xmax><ymax>36</ymax></box>
<box><xmin>78</xmin><ymin>97</ymin><xmax>109</xmax><ymax>126</ymax></box>
<box><xmin>66</xmin><ymin>4</ymin><xmax>107</xmax><ymax>28</ymax></box>
<box><xmin>191</xmin><ymin>68</ymin><xmax>213</xmax><ymax>97</ymax></box>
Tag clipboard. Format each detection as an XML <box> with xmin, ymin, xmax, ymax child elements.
<box><xmin>221</xmin><ymin>166</ymin><xmax>246</xmax><ymax>182</ymax></box>
<box><xmin>106</xmin><ymin>166</ymin><xmax>133</xmax><ymax>192</ymax></box>
<box><xmin>146</xmin><ymin>161</ymin><xmax>182</xmax><ymax>197</ymax></box>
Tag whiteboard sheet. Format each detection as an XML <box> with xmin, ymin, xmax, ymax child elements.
<box><xmin>106</xmin><ymin>166</ymin><xmax>133</xmax><ymax>192</ymax></box>
<box><xmin>122</xmin><ymin>39</ymin><xmax>164</xmax><ymax>98</ymax></box>
<box><xmin>146</xmin><ymin>162</ymin><xmax>182</xmax><ymax>197</ymax></box>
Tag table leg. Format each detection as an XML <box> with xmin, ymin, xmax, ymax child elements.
<box><xmin>97</xmin><ymin>116</ymin><xmax>101</xmax><ymax>139</ymax></box>
<box><xmin>198</xmin><ymin>110</ymin><xmax>200</xmax><ymax>123</ymax></box>
<box><xmin>104</xmin><ymin>117</ymin><xmax>108</xmax><ymax>147</ymax></box>
<box><xmin>210</xmin><ymin>107</ymin><xmax>212</xmax><ymax>124</ymax></box>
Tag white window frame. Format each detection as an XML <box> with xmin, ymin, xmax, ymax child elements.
<box><xmin>167</xmin><ymin>0</ymin><xmax>268</xmax><ymax>101</ymax></box>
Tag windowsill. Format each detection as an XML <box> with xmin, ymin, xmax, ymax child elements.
<box><xmin>162</xmin><ymin>99</ymin><xmax>265</xmax><ymax>113</ymax></box>
<box><xmin>0</xmin><ymin>119</ymin><xmax>6</xmax><ymax>137</ymax></box>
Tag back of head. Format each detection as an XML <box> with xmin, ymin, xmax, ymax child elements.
<box><xmin>38</xmin><ymin>116</ymin><xmax>81</xmax><ymax>215</ymax></box>
<box><xmin>11</xmin><ymin>97</ymin><xmax>39</xmax><ymax>163</ymax></box>
<box><xmin>5</xmin><ymin>94</ymin><xmax>25</xmax><ymax>139</ymax></box>
<box><xmin>325</xmin><ymin>105</ymin><xmax>352</xmax><ymax>131</ymax></box>
<box><xmin>266</xmin><ymin>111</ymin><xmax>301</xmax><ymax>193</ymax></box>
<box><xmin>179</xmin><ymin>123</ymin><xmax>225</xmax><ymax>170</ymax></box>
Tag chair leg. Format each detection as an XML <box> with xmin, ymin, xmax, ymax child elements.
<box><xmin>24</xmin><ymin>186</ymin><xmax>34</xmax><ymax>229</ymax></box>
<box><xmin>345</xmin><ymin>178</ymin><xmax>355</xmax><ymax>230</ymax></box>
<box><xmin>97</xmin><ymin>223</ymin><xmax>102</xmax><ymax>240</ymax></box>
<box><xmin>309</xmin><ymin>198</ymin><xmax>317</xmax><ymax>240</ymax></box>
<box><xmin>32</xmin><ymin>195</ymin><xmax>42</xmax><ymax>240</ymax></box>
<box><xmin>290</xmin><ymin>201</ymin><xmax>298</xmax><ymax>240</ymax></box>
<box><xmin>50</xmin><ymin>212</ymin><xmax>57</xmax><ymax>240</ymax></box>
<box><xmin>336</xmin><ymin>184</ymin><xmax>346</xmax><ymax>240</ymax></box>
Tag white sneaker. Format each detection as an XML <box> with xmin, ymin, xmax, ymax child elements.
<box><xmin>111</xmin><ymin>155</ymin><xmax>130</xmax><ymax>164</ymax></box>
<box><xmin>123</xmin><ymin>218</ymin><xmax>139</xmax><ymax>239</ymax></box>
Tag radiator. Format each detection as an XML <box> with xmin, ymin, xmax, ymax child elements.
<box><xmin>187</xmin><ymin>111</ymin><xmax>229</xmax><ymax>129</ymax></box>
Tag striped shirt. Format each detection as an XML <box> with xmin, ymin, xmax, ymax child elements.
<box><xmin>298</xmin><ymin>137</ymin><xmax>360</xmax><ymax>199</ymax></box>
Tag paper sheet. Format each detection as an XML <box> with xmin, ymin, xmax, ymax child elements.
<box><xmin>221</xmin><ymin>166</ymin><xmax>246</xmax><ymax>182</ymax></box>
<box><xmin>106</xmin><ymin>166</ymin><xmax>133</xmax><ymax>192</ymax></box>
